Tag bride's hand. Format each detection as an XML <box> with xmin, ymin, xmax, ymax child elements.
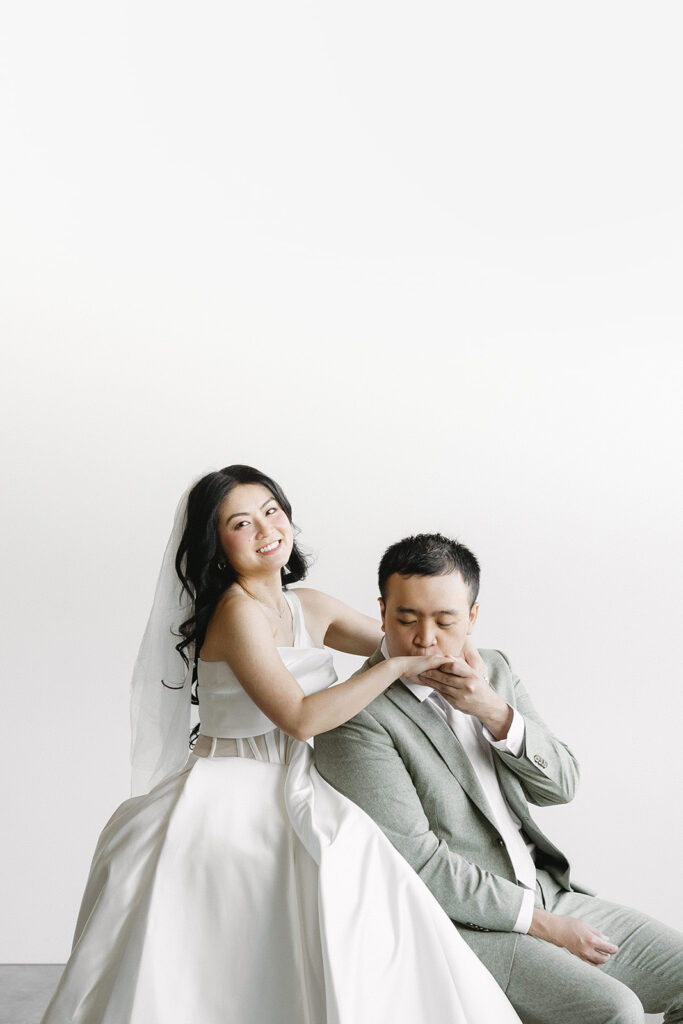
<box><xmin>397</xmin><ymin>652</ymin><xmax>449</xmax><ymax>683</ymax></box>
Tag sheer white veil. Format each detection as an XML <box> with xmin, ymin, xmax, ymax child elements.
<box><xmin>129</xmin><ymin>487</ymin><xmax>195</xmax><ymax>796</ymax></box>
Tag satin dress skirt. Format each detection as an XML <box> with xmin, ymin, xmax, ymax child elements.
<box><xmin>41</xmin><ymin>739</ymin><xmax>521</xmax><ymax>1024</ymax></box>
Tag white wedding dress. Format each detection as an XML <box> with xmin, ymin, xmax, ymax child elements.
<box><xmin>42</xmin><ymin>591</ymin><xmax>520</xmax><ymax>1024</ymax></box>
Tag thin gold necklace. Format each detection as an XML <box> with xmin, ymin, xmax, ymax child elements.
<box><xmin>239</xmin><ymin>583</ymin><xmax>290</xmax><ymax>621</ymax></box>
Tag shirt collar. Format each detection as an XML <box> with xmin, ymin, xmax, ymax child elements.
<box><xmin>380</xmin><ymin>637</ymin><xmax>435</xmax><ymax>704</ymax></box>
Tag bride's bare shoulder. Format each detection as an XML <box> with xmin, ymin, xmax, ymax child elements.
<box><xmin>290</xmin><ymin>587</ymin><xmax>326</xmax><ymax>608</ymax></box>
<box><xmin>201</xmin><ymin>586</ymin><xmax>265</xmax><ymax>659</ymax></box>
<box><xmin>213</xmin><ymin>584</ymin><xmax>256</xmax><ymax>620</ymax></box>
<box><xmin>289</xmin><ymin>587</ymin><xmax>342</xmax><ymax>619</ymax></box>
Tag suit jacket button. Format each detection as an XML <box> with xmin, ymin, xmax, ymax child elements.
<box><xmin>497</xmin><ymin>838</ymin><xmax>505</xmax><ymax>846</ymax></box>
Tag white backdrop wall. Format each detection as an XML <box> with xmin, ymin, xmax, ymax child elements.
<box><xmin>1</xmin><ymin>1</ymin><xmax>681</xmax><ymax>963</ymax></box>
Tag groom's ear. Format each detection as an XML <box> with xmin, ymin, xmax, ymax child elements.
<box><xmin>378</xmin><ymin>597</ymin><xmax>386</xmax><ymax>632</ymax></box>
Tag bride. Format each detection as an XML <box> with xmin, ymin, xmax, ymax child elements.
<box><xmin>41</xmin><ymin>464</ymin><xmax>521</xmax><ymax>1024</ymax></box>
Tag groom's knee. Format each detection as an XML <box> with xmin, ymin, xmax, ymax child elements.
<box><xmin>552</xmin><ymin>975</ymin><xmax>644</xmax><ymax>1024</ymax></box>
<box><xmin>505</xmin><ymin>934</ymin><xmax>646</xmax><ymax>1024</ymax></box>
<box><xmin>603</xmin><ymin>985</ymin><xmax>644</xmax><ymax>1024</ymax></box>
<box><xmin>663</xmin><ymin>990</ymin><xmax>683</xmax><ymax>1024</ymax></box>
<box><xmin>553</xmin><ymin>978</ymin><xmax>643</xmax><ymax>1024</ymax></box>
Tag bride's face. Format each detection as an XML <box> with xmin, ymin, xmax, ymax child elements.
<box><xmin>217</xmin><ymin>483</ymin><xmax>294</xmax><ymax>579</ymax></box>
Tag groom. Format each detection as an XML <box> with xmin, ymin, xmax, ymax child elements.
<box><xmin>314</xmin><ymin>533</ymin><xmax>683</xmax><ymax>1024</ymax></box>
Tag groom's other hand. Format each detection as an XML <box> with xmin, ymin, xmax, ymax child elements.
<box><xmin>529</xmin><ymin>909</ymin><xmax>619</xmax><ymax>965</ymax></box>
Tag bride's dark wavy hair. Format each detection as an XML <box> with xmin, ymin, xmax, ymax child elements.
<box><xmin>174</xmin><ymin>464</ymin><xmax>309</xmax><ymax>665</ymax></box>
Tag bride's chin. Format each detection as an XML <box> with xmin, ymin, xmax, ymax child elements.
<box><xmin>253</xmin><ymin>554</ymin><xmax>291</xmax><ymax>576</ymax></box>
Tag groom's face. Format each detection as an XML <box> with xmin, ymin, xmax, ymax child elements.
<box><xmin>380</xmin><ymin>571</ymin><xmax>478</xmax><ymax>660</ymax></box>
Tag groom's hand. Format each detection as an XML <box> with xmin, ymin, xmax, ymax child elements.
<box><xmin>529</xmin><ymin>908</ymin><xmax>619</xmax><ymax>966</ymax></box>
<box><xmin>461</xmin><ymin>636</ymin><xmax>488</xmax><ymax>677</ymax></box>
<box><xmin>419</xmin><ymin>657</ymin><xmax>513</xmax><ymax>740</ymax></box>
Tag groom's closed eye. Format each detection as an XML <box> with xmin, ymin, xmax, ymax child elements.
<box><xmin>395</xmin><ymin>618</ymin><xmax>456</xmax><ymax>627</ymax></box>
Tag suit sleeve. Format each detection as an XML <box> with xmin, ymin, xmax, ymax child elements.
<box><xmin>489</xmin><ymin>650</ymin><xmax>580</xmax><ymax>806</ymax></box>
<box><xmin>315</xmin><ymin>708</ymin><xmax>527</xmax><ymax>932</ymax></box>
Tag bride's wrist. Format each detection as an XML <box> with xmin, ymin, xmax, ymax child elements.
<box><xmin>388</xmin><ymin>656</ymin><xmax>410</xmax><ymax>678</ymax></box>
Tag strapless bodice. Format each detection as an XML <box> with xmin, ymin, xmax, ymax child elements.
<box><xmin>197</xmin><ymin>590</ymin><xmax>338</xmax><ymax>739</ymax></box>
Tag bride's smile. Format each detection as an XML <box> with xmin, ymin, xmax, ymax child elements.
<box><xmin>257</xmin><ymin>538</ymin><xmax>282</xmax><ymax>554</ymax></box>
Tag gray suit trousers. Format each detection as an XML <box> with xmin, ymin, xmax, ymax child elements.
<box><xmin>503</xmin><ymin>870</ymin><xmax>683</xmax><ymax>1024</ymax></box>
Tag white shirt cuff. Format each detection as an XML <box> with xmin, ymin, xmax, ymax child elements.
<box><xmin>483</xmin><ymin>707</ymin><xmax>525</xmax><ymax>757</ymax></box>
<box><xmin>512</xmin><ymin>887</ymin><xmax>535</xmax><ymax>934</ymax></box>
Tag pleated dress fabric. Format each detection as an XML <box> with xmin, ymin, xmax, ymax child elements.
<box><xmin>42</xmin><ymin>592</ymin><xmax>520</xmax><ymax>1024</ymax></box>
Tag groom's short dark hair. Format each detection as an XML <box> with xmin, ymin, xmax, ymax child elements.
<box><xmin>378</xmin><ymin>533</ymin><xmax>481</xmax><ymax>607</ymax></box>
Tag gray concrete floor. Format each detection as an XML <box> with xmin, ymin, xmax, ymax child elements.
<box><xmin>0</xmin><ymin>964</ymin><xmax>666</xmax><ymax>1023</ymax></box>
<box><xmin>0</xmin><ymin>966</ymin><xmax>63</xmax><ymax>1024</ymax></box>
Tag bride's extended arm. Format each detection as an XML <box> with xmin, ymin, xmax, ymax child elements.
<box><xmin>207</xmin><ymin>594</ymin><xmax>443</xmax><ymax>741</ymax></box>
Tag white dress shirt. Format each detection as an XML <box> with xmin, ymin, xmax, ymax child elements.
<box><xmin>381</xmin><ymin>639</ymin><xmax>536</xmax><ymax>933</ymax></box>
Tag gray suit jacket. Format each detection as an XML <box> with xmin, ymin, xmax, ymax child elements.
<box><xmin>314</xmin><ymin>646</ymin><xmax>591</xmax><ymax>988</ymax></box>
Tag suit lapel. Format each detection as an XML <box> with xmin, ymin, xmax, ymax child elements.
<box><xmin>384</xmin><ymin>682</ymin><xmax>501</xmax><ymax>831</ymax></box>
<box><xmin>493</xmin><ymin>761</ymin><xmax>528</xmax><ymax>823</ymax></box>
